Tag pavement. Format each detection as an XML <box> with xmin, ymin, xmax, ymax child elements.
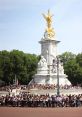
<box><xmin>28</xmin><ymin>88</ymin><xmax>82</xmax><ymax>95</ymax></box>
<box><xmin>0</xmin><ymin>87</ymin><xmax>82</xmax><ymax>96</ymax></box>
<box><xmin>0</xmin><ymin>107</ymin><xmax>82</xmax><ymax>117</ymax></box>
<box><xmin>0</xmin><ymin>91</ymin><xmax>9</xmax><ymax>97</ymax></box>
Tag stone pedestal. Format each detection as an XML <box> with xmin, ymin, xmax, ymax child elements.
<box><xmin>30</xmin><ymin>35</ymin><xmax>71</xmax><ymax>86</ymax></box>
<box><xmin>33</xmin><ymin>74</ymin><xmax>71</xmax><ymax>85</ymax></box>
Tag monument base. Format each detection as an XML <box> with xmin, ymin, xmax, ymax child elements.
<box><xmin>32</xmin><ymin>74</ymin><xmax>71</xmax><ymax>86</ymax></box>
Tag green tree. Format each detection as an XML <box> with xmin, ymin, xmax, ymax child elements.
<box><xmin>0</xmin><ymin>50</ymin><xmax>11</xmax><ymax>85</ymax></box>
<box><xmin>64</xmin><ymin>59</ymin><xmax>82</xmax><ymax>85</ymax></box>
<box><xmin>59</xmin><ymin>52</ymin><xmax>82</xmax><ymax>86</ymax></box>
<box><xmin>76</xmin><ymin>53</ymin><xmax>82</xmax><ymax>67</ymax></box>
<box><xmin>0</xmin><ymin>50</ymin><xmax>39</xmax><ymax>85</ymax></box>
<box><xmin>23</xmin><ymin>54</ymin><xmax>39</xmax><ymax>84</ymax></box>
<box><xmin>59</xmin><ymin>52</ymin><xmax>76</xmax><ymax>65</ymax></box>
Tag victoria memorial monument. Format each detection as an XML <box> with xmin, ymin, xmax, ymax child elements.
<box><xmin>31</xmin><ymin>10</ymin><xmax>71</xmax><ymax>86</ymax></box>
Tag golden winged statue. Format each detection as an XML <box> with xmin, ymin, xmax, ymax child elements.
<box><xmin>42</xmin><ymin>10</ymin><xmax>55</xmax><ymax>38</ymax></box>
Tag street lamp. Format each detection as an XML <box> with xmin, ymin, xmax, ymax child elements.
<box><xmin>56</xmin><ymin>56</ymin><xmax>60</xmax><ymax>96</ymax></box>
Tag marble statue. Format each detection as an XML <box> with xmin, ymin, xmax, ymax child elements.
<box><xmin>38</xmin><ymin>56</ymin><xmax>47</xmax><ymax>69</ymax></box>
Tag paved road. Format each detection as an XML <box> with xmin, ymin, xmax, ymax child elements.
<box><xmin>0</xmin><ymin>107</ymin><xmax>82</xmax><ymax>117</ymax></box>
<box><xmin>0</xmin><ymin>87</ymin><xmax>82</xmax><ymax>96</ymax></box>
<box><xmin>28</xmin><ymin>88</ymin><xmax>82</xmax><ymax>95</ymax></box>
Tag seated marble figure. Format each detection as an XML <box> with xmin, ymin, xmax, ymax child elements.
<box><xmin>38</xmin><ymin>56</ymin><xmax>48</xmax><ymax>70</ymax></box>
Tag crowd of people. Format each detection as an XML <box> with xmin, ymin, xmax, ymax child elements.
<box><xmin>0</xmin><ymin>84</ymin><xmax>81</xmax><ymax>92</ymax></box>
<box><xmin>0</xmin><ymin>85</ymin><xmax>27</xmax><ymax>92</ymax></box>
<box><xmin>0</xmin><ymin>84</ymin><xmax>82</xmax><ymax>108</ymax></box>
<box><xmin>0</xmin><ymin>92</ymin><xmax>82</xmax><ymax>107</ymax></box>
<box><xmin>27</xmin><ymin>83</ymin><xmax>82</xmax><ymax>90</ymax></box>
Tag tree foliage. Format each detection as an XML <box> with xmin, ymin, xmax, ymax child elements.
<box><xmin>60</xmin><ymin>52</ymin><xmax>82</xmax><ymax>86</ymax></box>
<box><xmin>0</xmin><ymin>50</ymin><xmax>39</xmax><ymax>85</ymax></box>
<box><xmin>59</xmin><ymin>52</ymin><xmax>76</xmax><ymax>65</ymax></box>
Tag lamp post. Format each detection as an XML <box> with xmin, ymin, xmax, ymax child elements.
<box><xmin>13</xmin><ymin>55</ymin><xmax>18</xmax><ymax>86</ymax></box>
<box><xmin>56</xmin><ymin>56</ymin><xmax>60</xmax><ymax>96</ymax></box>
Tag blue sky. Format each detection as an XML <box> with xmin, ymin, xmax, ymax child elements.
<box><xmin>0</xmin><ymin>0</ymin><xmax>82</xmax><ymax>55</ymax></box>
